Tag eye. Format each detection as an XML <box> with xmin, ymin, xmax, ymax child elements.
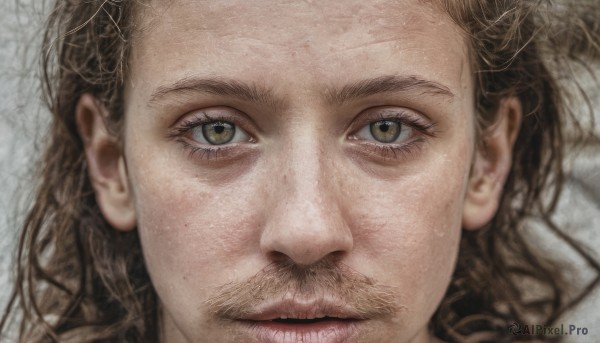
<box><xmin>189</xmin><ymin>120</ymin><xmax>250</xmax><ymax>145</ymax></box>
<box><xmin>355</xmin><ymin>119</ymin><xmax>413</xmax><ymax>144</ymax></box>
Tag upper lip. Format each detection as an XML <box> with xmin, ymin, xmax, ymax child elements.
<box><xmin>238</xmin><ymin>298</ymin><xmax>366</xmax><ymax>321</ymax></box>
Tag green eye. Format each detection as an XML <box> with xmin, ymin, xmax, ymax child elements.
<box><xmin>200</xmin><ymin>121</ymin><xmax>236</xmax><ymax>145</ymax></box>
<box><xmin>369</xmin><ymin>120</ymin><xmax>401</xmax><ymax>143</ymax></box>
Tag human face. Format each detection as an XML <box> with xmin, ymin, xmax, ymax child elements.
<box><xmin>124</xmin><ymin>1</ymin><xmax>474</xmax><ymax>342</ymax></box>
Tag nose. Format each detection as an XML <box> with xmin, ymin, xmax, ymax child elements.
<box><xmin>259</xmin><ymin>140</ymin><xmax>353</xmax><ymax>266</ymax></box>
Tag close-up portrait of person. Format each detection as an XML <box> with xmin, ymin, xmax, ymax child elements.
<box><xmin>0</xmin><ymin>0</ymin><xmax>599</xmax><ymax>342</ymax></box>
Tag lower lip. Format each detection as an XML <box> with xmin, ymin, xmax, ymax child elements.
<box><xmin>240</xmin><ymin>319</ymin><xmax>362</xmax><ymax>343</ymax></box>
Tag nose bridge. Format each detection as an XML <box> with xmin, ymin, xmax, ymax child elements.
<box><xmin>288</xmin><ymin>132</ymin><xmax>330</xmax><ymax>203</ymax></box>
<box><xmin>281</xmin><ymin>129</ymin><xmax>338</xmax><ymax>229</ymax></box>
<box><xmin>260</xmin><ymin>129</ymin><xmax>352</xmax><ymax>265</ymax></box>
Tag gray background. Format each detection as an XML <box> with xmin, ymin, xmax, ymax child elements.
<box><xmin>0</xmin><ymin>1</ymin><xmax>599</xmax><ymax>341</ymax></box>
<box><xmin>0</xmin><ymin>0</ymin><xmax>49</xmax><ymax>308</ymax></box>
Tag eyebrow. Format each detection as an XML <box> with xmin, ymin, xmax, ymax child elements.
<box><xmin>148</xmin><ymin>74</ymin><xmax>454</xmax><ymax>107</ymax></box>
<box><xmin>325</xmin><ymin>75</ymin><xmax>455</xmax><ymax>105</ymax></box>
<box><xmin>149</xmin><ymin>76</ymin><xmax>282</xmax><ymax>108</ymax></box>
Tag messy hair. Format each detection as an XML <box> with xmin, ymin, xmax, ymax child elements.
<box><xmin>1</xmin><ymin>0</ymin><xmax>599</xmax><ymax>342</ymax></box>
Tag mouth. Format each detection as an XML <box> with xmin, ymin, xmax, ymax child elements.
<box><xmin>241</xmin><ymin>317</ymin><xmax>362</xmax><ymax>343</ymax></box>
<box><xmin>270</xmin><ymin>316</ymin><xmax>355</xmax><ymax>324</ymax></box>
<box><xmin>235</xmin><ymin>300</ymin><xmax>366</xmax><ymax>343</ymax></box>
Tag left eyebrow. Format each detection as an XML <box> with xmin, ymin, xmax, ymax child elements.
<box><xmin>148</xmin><ymin>76</ymin><xmax>283</xmax><ymax>108</ymax></box>
<box><xmin>325</xmin><ymin>75</ymin><xmax>455</xmax><ymax>105</ymax></box>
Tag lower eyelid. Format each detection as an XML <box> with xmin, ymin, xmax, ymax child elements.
<box><xmin>347</xmin><ymin>137</ymin><xmax>427</xmax><ymax>163</ymax></box>
<box><xmin>177</xmin><ymin>139</ymin><xmax>258</xmax><ymax>162</ymax></box>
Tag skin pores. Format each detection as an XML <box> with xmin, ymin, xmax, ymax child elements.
<box><xmin>123</xmin><ymin>1</ymin><xmax>475</xmax><ymax>342</ymax></box>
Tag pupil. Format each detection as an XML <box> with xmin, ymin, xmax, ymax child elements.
<box><xmin>214</xmin><ymin>125</ymin><xmax>225</xmax><ymax>134</ymax></box>
<box><xmin>370</xmin><ymin>120</ymin><xmax>401</xmax><ymax>143</ymax></box>
<box><xmin>202</xmin><ymin>121</ymin><xmax>235</xmax><ymax>145</ymax></box>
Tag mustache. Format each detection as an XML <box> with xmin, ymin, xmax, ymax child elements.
<box><xmin>205</xmin><ymin>259</ymin><xmax>399</xmax><ymax>320</ymax></box>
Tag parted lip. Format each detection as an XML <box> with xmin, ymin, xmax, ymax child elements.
<box><xmin>236</xmin><ymin>298</ymin><xmax>366</xmax><ymax>322</ymax></box>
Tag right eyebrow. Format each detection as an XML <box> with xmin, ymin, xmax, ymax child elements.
<box><xmin>148</xmin><ymin>76</ymin><xmax>284</xmax><ymax>109</ymax></box>
<box><xmin>325</xmin><ymin>75</ymin><xmax>455</xmax><ymax>105</ymax></box>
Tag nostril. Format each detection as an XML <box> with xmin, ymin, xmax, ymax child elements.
<box><xmin>266</xmin><ymin>251</ymin><xmax>290</xmax><ymax>264</ymax></box>
<box><xmin>265</xmin><ymin>250</ymin><xmax>348</xmax><ymax>268</ymax></box>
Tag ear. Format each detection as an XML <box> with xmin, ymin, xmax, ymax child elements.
<box><xmin>76</xmin><ymin>93</ymin><xmax>136</xmax><ymax>231</ymax></box>
<box><xmin>462</xmin><ymin>97</ymin><xmax>522</xmax><ymax>230</ymax></box>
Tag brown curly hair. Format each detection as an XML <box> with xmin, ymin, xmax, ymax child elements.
<box><xmin>1</xmin><ymin>0</ymin><xmax>599</xmax><ymax>342</ymax></box>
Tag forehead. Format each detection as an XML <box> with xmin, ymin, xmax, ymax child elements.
<box><xmin>129</xmin><ymin>0</ymin><xmax>469</xmax><ymax>105</ymax></box>
<box><xmin>136</xmin><ymin>0</ymin><xmax>444</xmax><ymax>44</ymax></box>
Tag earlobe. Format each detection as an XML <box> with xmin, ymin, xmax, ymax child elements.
<box><xmin>76</xmin><ymin>94</ymin><xmax>136</xmax><ymax>231</ymax></box>
<box><xmin>462</xmin><ymin>97</ymin><xmax>522</xmax><ymax>230</ymax></box>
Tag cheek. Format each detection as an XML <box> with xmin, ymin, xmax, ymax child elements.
<box><xmin>345</xmin><ymin>151</ymin><xmax>469</xmax><ymax>320</ymax></box>
<box><xmin>127</xmin><ymin>155</ymin><xmax>267</xmax><ymax>308</ymax></box>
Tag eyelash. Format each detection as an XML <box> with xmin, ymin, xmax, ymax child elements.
<box><xmin>168</xmin><ymin>110</ymin><xmax>437</xmax><ymax>162</ymax></box>
<box><xmin>349</xmin><ymin>111</ymin><xmax>438</xmax><ymax>161</ymax></box>
<box><xmin>167</xmin><ymin>113</ymin><xmax>251</xmax><ymax>161</ymax></box>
